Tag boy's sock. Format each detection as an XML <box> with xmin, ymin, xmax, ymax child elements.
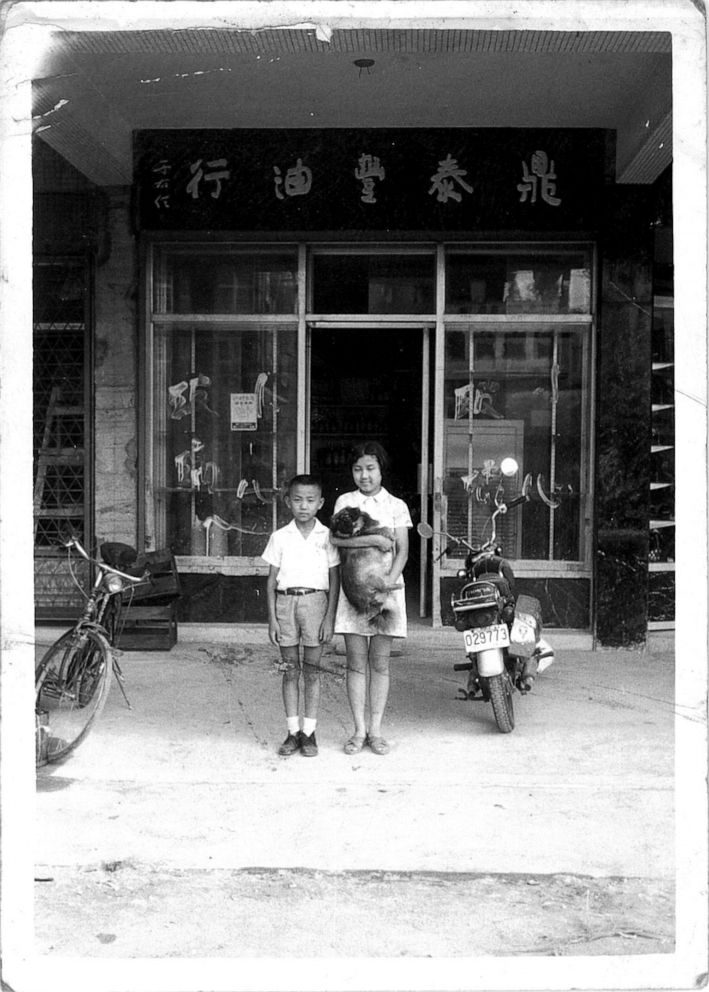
<box><xmin>286</xmin><ymin>716</ymin><xmax>300</xmax><ymax>735</ymax></box>
<box><xmin>302</xmin><ymin>718</ymin><xmax>317</xmax><ymax>737</ymax></box>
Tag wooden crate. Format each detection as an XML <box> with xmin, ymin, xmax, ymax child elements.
<box><xmin>132</xmin><ymin>551</ymin><xmax>181</xmax><ymax>605</ymax></box>
<box><xmin>115</xmin><ymin>602</ymin><xmax>177</xmax><ymax>651</ymax></box>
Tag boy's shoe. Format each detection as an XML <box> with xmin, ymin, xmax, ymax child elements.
<box><xmin>278</xmin><ymin>733</ymin><xmax>301</xmax><ymax>756</ymax></box>
<box><xmin>299</xmin><ymin>731</ymin><xmax>318</xmax><ymax>757</ymax></box>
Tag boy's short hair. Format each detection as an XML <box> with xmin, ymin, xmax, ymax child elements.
<box><xmin>286</xmin><ymin>473</ymin><xmax>323</xmax><ymax>495</ymax></box>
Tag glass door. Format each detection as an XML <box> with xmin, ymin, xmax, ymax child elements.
<box><xmin>307</xmin><ymin>323</ymin><xmax>432</xmax><ymax>614</ymax></box>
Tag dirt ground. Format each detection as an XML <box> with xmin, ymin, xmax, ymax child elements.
<box><xmin>34</xmin><ymin>864</ymin><xmax>674</xmax><ymax>959</ymax></box>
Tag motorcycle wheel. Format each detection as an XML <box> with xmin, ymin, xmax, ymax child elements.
<box><xmin>486</xmin><ymin>673</ymin><xmax>515</xmax><ymax>733</ymax></box>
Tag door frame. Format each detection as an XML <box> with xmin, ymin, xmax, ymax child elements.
<box><xmin>305</xmin><ymin>319</ymin><xmax>434</xmax><ymax>616</ymax></box>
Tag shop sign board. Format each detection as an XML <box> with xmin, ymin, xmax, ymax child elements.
<box><xmin>134</xmin><ymin>128</ymin><xmax>609</xmax><ymax>232</ymax></box>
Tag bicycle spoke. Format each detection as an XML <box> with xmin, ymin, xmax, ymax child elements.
<box><xmin>35</xmin><ymin>629</ymin><xmax>112</xmax><ymax>766</ymax></box>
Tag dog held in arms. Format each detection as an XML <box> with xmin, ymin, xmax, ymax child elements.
<box><xmin>330</xmin><ymin>506</ymin><xmax>403</xmax><ymax>632</ymax></box>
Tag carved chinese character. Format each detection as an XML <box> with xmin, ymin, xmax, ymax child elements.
<box><xmin>186</xmin><ymin>158</ymin><xmax>231</xmax><ymax>200</ymax></box>
<box><xmin>273</xmin><ymin>158</ymin><xmax>312</xmax><ymax>199</ymax></box>
<box><xmin>355</xmin><ymin>154</ymin><xmax>385</xmax><ymax>203</ymax></box>
<box><xmin>429</xmin><ymin>154</ymin><xmax>473</xmax><ymax>203</ymax></box>
<box><xmin>152</xmin><ymin>159</ymin><xmax>172</xmax><ymax>208</ymax></box>
<box><xmin>517</xmin><ymin>150</ymin><xmax>561</xmax><ymax>206</ymax></box>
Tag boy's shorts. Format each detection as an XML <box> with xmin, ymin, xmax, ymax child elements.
<box><xmin>276</xmin><ymin>591</ymin><xmax>328</xmax><ymax>648</ymax></box>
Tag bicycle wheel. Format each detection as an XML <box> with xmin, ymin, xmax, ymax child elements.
<box><xmin>35</xmin><ymin>628</ymin><xmax>112</xmax><ymax>767</ymax></box>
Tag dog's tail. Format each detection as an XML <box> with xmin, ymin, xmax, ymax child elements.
<box><xmin>368</xmin><ymin>605</ymin><xmax>397</xmax><ymax>633</ymax></box>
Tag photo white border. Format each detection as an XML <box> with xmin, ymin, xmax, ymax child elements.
<box><xmin>1</xmin><ymin>3</ymin><xmax>706</xmax><ymax>990</ymax></box>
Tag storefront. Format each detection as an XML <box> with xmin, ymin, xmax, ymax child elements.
<box><xmin>25</xmin><ymin>16</ymin><xmax>687</xmax><ymax>647</ymax></box>
<box><xmin>122</xmin><ymin>125</ymin><xmax>633</xmax><ymax>635</ymax></box>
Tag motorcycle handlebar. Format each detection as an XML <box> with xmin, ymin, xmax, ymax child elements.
<box><xmin>417</xmin><ymin>474</ymin><xmax>567</xmax><ymax>553</ymax></box>
<box><xmin>503</xmin><ymin>494</ymin><xmax>530</xmax><ymax>511</ymax></box>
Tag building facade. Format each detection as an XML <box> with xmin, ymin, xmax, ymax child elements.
<box><xmin>29</xmin><ymin>23</ymin><xmax>678</xmax><ymax>646</ymax></box>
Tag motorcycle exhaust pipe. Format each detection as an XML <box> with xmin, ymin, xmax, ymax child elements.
<box><xmin>453</xmin><ymin>662</ymin><xmax>474</xmax><ymax>672</ymax></box>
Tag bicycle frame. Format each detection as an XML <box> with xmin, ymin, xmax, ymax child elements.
<box><xmin>62</xmin><ymin>538</ymin><xmax>148</xmax><ymax>709</ymax></box>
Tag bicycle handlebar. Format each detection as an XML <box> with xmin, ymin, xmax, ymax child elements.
<box><xmin>62</xmin><ymin>536</ymin><xmax>148</xmax><ymax>584</ymax></box>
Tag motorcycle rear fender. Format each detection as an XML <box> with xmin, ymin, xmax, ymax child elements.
<box><xmin>474</xmin><ymin>647</ymin><xmax>506</xmax><ymax>677</ymax></box>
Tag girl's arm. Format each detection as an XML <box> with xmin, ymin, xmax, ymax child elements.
<box><xmin>386</xmin><ymin>526</ymin><xmax>409</xmax><ymax>585</ymax></box>
<box><xmin>330</xmin><ymin>533</ymin><xmax>394</xmax><ymax>551</ymax></box>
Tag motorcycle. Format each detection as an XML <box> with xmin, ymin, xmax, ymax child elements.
<box><xmin>418</xmin><ymin>466</ymin><xmax>557</xmax><ymax>733</ymax></box>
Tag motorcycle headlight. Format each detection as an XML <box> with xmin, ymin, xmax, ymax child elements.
<box><xmin>105</xmin><ymin>574</ymin><xmax>125</xmax><ymax>594</ymax></box>
<box><xmin>456</xmin><ymin>569</ymin><xmax>467</xmax><ymax>578</ymax></box>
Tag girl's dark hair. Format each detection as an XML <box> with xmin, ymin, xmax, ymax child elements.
<box><xmin>349</xmin><ymin>441</ymin><xmax>390</xmax><ymax>476</ymax></box>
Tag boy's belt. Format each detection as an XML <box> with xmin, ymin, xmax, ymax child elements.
<box><xmin>277</xmin><ymin>587</ymin><xmax>324</xmax><ymax>596</ymax></box>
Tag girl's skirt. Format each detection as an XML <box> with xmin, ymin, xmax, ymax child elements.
<box><xmin>334</xmin><ymin>584</ymin><xmax>407</xmax><ymax>639</ymax></box>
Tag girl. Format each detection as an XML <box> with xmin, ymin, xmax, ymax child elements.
<box><xmin>330</xmin><ymin>442</ymin><xmax>412</xmax><ymax>755</ymax></box>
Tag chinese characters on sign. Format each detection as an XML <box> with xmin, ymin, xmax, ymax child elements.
<box><xmin>186</xmin><ymin>158</ymin><xmax>231</xmax><ymax>200</ymax></box>
<box><xmin>137</xmin><ymin>129</ymin><xmax>592</xmax><ymax>230</ymax></box>
<box><xmin>273</xmin><ymin>158</ymin><xmax>313</xmax><ymax>199</ymax></box>
<box><xmin>517</xmin><ymin>150</ymin><xmax>561</xmax><ymax>206</ymax></box>
<box><xmin>152</xmin><ymin>159</ymin><xmax>172</xmax><ymax>210</ymax></box>
<box><xmin>429</xmin><ymin>154</ymin><xmax>473</xmax><ymax>204</ymax></box>
<box><xmin>355</xmin><ymin>153</ymin><xmax>385</xmax><ymax>203</ymax></box>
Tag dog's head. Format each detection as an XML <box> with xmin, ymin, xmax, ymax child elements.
<box><xmin>330</xmin><ymin>506</ymin><xmax>379</xmax><ymax>538</ymax></box>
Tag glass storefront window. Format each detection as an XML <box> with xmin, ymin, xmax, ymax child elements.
<box><xmin>311</xmin><ymin>252</ymin><xmax>435</xmax><ymax>313</ymax></box>
<box><xmin>442</xmin><ymin>323</ymin><xmax>589</xmax><ymax>563</ymax></box>
<box><xmin>150</xmin><ymin>322</ymin><xmax>297</xmax><ymax>558</ymax></box>
<box><xmin>445</xmin><ymin>250</ymin><xmax>591</xmax><ymax>315</ymax></box>
<box><xmin>153</xmin><ymin>249</ymin><xmax>298</xmax><ymax>314</ymax></box>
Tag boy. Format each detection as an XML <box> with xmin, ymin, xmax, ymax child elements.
<box><xmin>262</xmin><ymin>475</ymin><xmax>340</xmax><ymax>757</ymax></box>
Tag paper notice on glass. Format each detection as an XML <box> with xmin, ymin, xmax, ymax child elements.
<box><xmin>230</xmin><ymin>393</ymin><xmax>258</xmax><ymax>431</ymax></box>
<box><xmin>568</xmin><ymin>268</ymin><xmax>591</xmax><ymax>312</ymax></box>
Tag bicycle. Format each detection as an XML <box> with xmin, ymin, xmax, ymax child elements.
<box><xmin>35</xmin><ymin>536</ymin><xmax>148</xmax><ymax>767</ymax></box>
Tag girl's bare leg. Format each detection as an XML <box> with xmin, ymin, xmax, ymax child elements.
<box><xmin>344</xmin><ymin>633</ymin><xmax>369</xmax><ymax>739</ymax></box>
<box><xmin>367</xmin><ymin>634</ymin><xmax>392</xmax><ymax>739</ymax></box>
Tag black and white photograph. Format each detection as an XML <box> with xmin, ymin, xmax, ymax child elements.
<box><xmin>0</xmin><ymin>1</ymin><xmax>706</xmax><ymax>990</ymax></box>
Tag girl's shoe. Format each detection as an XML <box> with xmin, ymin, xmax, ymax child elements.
<box><xmin>344</xmin><ymin>735</ymin><xmax>366</xmax><ymax>755</ymax></box>
<box><xmin>366</xmin><ymin>735</ymin><xmax>390</xmax><ymax>756</ymax></box>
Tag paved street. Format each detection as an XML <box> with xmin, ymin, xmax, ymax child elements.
<box><xmin>32</xmin><ymin>628</ymin><xmax>679</xmax><ymax>967</ymax></box>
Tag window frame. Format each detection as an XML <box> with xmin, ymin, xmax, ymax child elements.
<box><xmin>140</xmin><ymin>238</ymin><xmax>596</xmax><ymax>584</ymax></box>
<box><xmin>433</xmin><ymin>241</ymin><xmax>596</xmax><ymax>583</ymax></box>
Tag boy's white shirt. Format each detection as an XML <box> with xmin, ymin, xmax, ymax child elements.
<box><xmin>261</xmin><ymin>518</ymin><xmax>340</xmax><ymax>590</ymax></box>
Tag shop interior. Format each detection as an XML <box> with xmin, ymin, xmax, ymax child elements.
<box><xmin>309</xmin><ymin>327</ymin><xmax>428</xmax><ymax>603</ymax></box>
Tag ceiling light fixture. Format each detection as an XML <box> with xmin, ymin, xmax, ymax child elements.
<box><xmin>353</xmin><ymin>58</ymin><xmax>375</xmax><ymax>77</ymax></box>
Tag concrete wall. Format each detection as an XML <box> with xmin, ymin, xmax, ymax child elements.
<box><xmin>93</xmin><ymin>186</ymin><xmax>139</xmax><ymax>548</ymax></box>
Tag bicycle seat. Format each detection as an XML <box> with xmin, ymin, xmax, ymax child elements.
<box><xmin>101</xmin><ymin>542</ymin><xmax>144</xmax><ymax>576</ymax></box>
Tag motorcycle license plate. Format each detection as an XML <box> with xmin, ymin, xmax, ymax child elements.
<box><xmin>463</xmin><ymin>624</ymin><xmax>510</xmax><ymax>652</ymax></box>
